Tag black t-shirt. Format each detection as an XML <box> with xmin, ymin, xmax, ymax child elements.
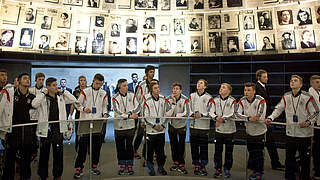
<box><xmin>46</xmin><ymin>94</ymin><xmax>60</xmax><ymax>132</ymax></box>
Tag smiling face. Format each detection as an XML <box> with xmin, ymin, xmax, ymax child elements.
<box><xmin>299</xmin><ymin>11</ymin><xmax>308</xmax><ymax>22</ymax></box>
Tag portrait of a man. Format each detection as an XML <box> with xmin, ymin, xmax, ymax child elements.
<box><xmin>189</xmin><ymin>17</ymin><xmax>202</xmax><ymax>31</ymax></box>
<box><xmin>190</xmin><ymin>36</ymin><xmax>203</xmax><ymax>53</ymax></box>
<box><xmin>281</xmin><ymin>31</ymin><xmax>296</xmax><ymax>50</ymax></box>
<box><xmin>227</xmin><ymin>36</ymin><xmax>239</xmax><ymax>52</ymax></box>
<box><xmin>126</xmin><ymin>18</ymin><xmax>138</xmax><ymax>33</ymax></box>
<box><xmin>243</xmin><ymin>33</ymin><xmax>256</xmax><ymax>51</ymax></box>
<box><xmin>25</xmin><ymin>8</ymin><xmax>36</xmax><ymax>24</ymax></box>
<box><xmin>278</xmin><ymin>10</ymin><xmax>293</xmax><ymax>25</ymax></box>
<box><xmin>38</xmin><ymin>35</ymin><xmax>50</xmax><ymax>50</ymax></box>
<box><xmin>41</xmin><ymin>16</ymin><xmax>52</xmax><ymax>30</ymax></box>
<box><xmin>0</xmin><ymin>30</ymin><xmax>15</xmax><ymax>47</ymax></box>
<box><xmin>110</xmin><ymin>24</ymin><xmax>120</xmax><ymax>37</ymax></box>
<box><xmin>316</xmin><ymin>6</ymin><xmax>320</xmax><ymax>24</ymax></box>
<box><xmin>143</xmin><ymin>17</ymin><xmax>155</xmax><ymax>29</ymax></box>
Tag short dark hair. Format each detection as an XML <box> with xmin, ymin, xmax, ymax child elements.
<box><xmin>198</xmin><ymin>79</ymin><xmax>208</xmax><ymax>87</ymax></box>
<box><xmin>297</xmin><ymin>9</ymin><xmax>309</xmax><ymax>22</ymax></box>
<box><xmin>94</xmin><ymin>73</ymin><xmax>104</xmax><ymax>82</ymax></box>
<box><xmin>35</xmin><ymin>72</ymin><xmax>45</xmax><ymax>81</ymax></box>
<box><xmin>245</xmin><ymin>82</ymin><xmax>256</xmax><ymax>91</ymax></box>
<box><xmin>150</xmin><ymin>82</ymin><xmax>158</xmax><ymax>92</ymax></box>
<box><xmin>117</xmin><ymin>78</ymin><xmax>127</xmax><ymax>88</ymax></box>
<box><xmin>145</xmin><ymin>65</ymin><xmax>155</xmax><ymax>74</ymax></box>
<box><xmin>18</xmin><ymin>73</ymin><xmax>29</xmax><ymax>81</ymax></box>
<box><xmin>46</xmin><ymin>77</ymin><xmax>57</xmax><ymax>86</ymax></box>
<box><xmin>60</xmin><ymin>78</ymin><xmax>66</xmax><ymax>82</ymax></box>
<box><xmin>282</xmin><ymin>32</ymin><xmax>291</xmax><ymax>37</ymax></box>
<box><xmin>172</xmin><ymin>82</ymin><xmax>182</xmax><ymax>90</ymax></box>
<box><xmin>0</xmin><ymin>69</ymin><xmax>7</xmax><ymax>73</ymax></box>
<box><xmin>256</xmin><ymin>69</ymin><xmax>267</xmax><ymax>81</ymax></box>
<box><xmin>131</xmin><ymin>73</ymin><xmax>138</xmax><ymax>78</ymax></box>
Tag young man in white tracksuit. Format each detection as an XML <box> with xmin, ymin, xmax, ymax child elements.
<box><xmin>32</xmin><ymin>77</ymin><xmax>79</xmax><ymax>180</ymax></box>
<box><xmin>74</xmin><ymin>73</ymin><xmax>109</xmax><ymax>178</ymax></box>
<box><xmin>143</xmin><ymin>82</ymin><xmax>176</xmax><ymax>176</ymax></box>
<box><xmin>211</xmin><ymin>83</ymin><xmax>237</xmax><ymax>178</ymax></box>
<box><xmin>266</xmin><ymin>75</ymin><xmax>319</xmax><ymax>180</ymax></box>
<box><xmin>167</xmin><ymin>82</ymin><xmax>189</xmax><ymax>174</ymax></box>
<box><xmin>188</xmin><ymin>79</ymin><xmax>214</xmax><ymax>176</ymax></box>
<box><xmin>112</xmin><ymin>79</ymin><xmax>140</xmax><ymax>175</ymax></box>
<box><xmin>236</xmin><ymin>82</ymin><xmax>267</xmax><ymax>180</ymax></box>
<box><xmin>309</xmin><ymin>75</ymin><xmax>320</xmax><ymax>179</ymax></box>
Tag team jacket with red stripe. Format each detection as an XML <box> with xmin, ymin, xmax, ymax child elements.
<box><xmin>236</xmin><ymin>95</ymin><xmax>267</xmax><ymax>136</ymax></box>
<box><xmin>0</xmin><ymin>84</ymin><xmax>15</xmax><ymax>135</ymax></box>
<box><xmin>135</xmin><ymin>80</ymin><xmax>150</xmax><ymax>107</ymax></box>
<box><xmin>268</xmin><ymin>90</ymin><xmax>319</xmax><ymax>137</ymax></box>
<box><xmin>29</xmin><ymin>86</ymin><xmax>47</xmax><ymax>120</ymax></box>
<box><xmin>143</xmin><ymin>94</ymin><xmax>176</xmax><ymax>135</ymax></box>
<box><xmin>167</xmin><ymin>94</ymin><xmax>189</xmax><ymax>129</ymax></box>
<box><xmin>112</xmin><ymin>91</ymin><xmax>140</xmax><ymax>131</ymax></box>
<box><xmin>77</xmin><ymin>86</ymin><xmax>109</xmax><ymax>119</ymax></box>
<box><xmin>188</xmin><ymin>92</ymin><xmax>214</xmax><ymax>130</ymax></box>
<box><xmin>308</xmin><ymin>87</ymin><xmax>320</xmax><ymax>125</ymax></box>
<box><xmin>210</xmin><ymin>95</ymin><xmax>237</xmax><ymax>134</ymax></box>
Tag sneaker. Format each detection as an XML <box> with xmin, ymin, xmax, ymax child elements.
<box><xmin>255</xmin><ymin>172</ymin><xmax>262</xmax><ymax>180</ymax></box>
<box><xmin>54</xmin><ymin>177</ymin><xmax>61</xmax><ymax>180</ymax></box>
<box><xmin>91</xmin><ymin>165</ymin><xmax>101</xmax><ymax>175</ymax></box>
<box><xmin>127</xmin><ymin>165</ymin><xmax>134</xmax><ymax>175</ymax></box>
<box><xmin>73</xmin><ymin>168</ymin><xmax>83</xmax><ymax>179</ymax></box>
<box><xmin>194</xmin><ymin>166</ymin><xmax>200</xmax><ymax>175</ymax></box>
<box><xmin>158</xmin><ymin>167</ymin><xmax>168</xmax><ymax>175</ymax></box>
<box><xmin>200</xmin><ymin>167</ymin><xmax>208</xmax><ymax>176</ymax></box>
<box><xmin>249</xmin><ymin>173</ymin><xmax>256</xmax><ymax>180</ymax></box>
<box><xmin>118</xmin><ymin>165</ymin><xmax>125</xmax><ymax>175</ymax></box>
<box><xmin>147</xmin><ymin>164</ymin><xmax>155</xmax><ymax>176</ymax></box>
<box><xmin>214</xmin><ymin>168</ymin><xmax>222</xmax><ymax>178</ymax></box>
<box><xmin>170</xmin><ymin>162</ymin><xmax>179</xmax><ymax>171</ymax></box>
<box><xmin>134</xmin><ymin>152</ymin><xmax>141</xmax><ymax>159</ymax></box>
<box><xmin>224</xmin><ymin>169</ymin><xmax>231</xmax><ymax>178</ymax></box>
<box><xmin>178</xmin><ymin>165</ymin><xmax>188</xmax><ymax>174</ymax></box>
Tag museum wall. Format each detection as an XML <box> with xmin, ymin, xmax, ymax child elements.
<box><xmin>0</xmin><ymin>0</ymin><xmax>320</xmax><ymax>57</ymax></box>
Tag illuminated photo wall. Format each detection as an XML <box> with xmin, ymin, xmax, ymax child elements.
<box><xmin>0</xmin><ymin>0</ymin><xmax>320</xmax><ymax>56</ymax></box>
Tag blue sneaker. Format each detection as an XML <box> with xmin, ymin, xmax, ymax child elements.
<box><xmin>147</xmin><ymin>162</ymin><xmax>156</xmax><ymax>176</ymax></box>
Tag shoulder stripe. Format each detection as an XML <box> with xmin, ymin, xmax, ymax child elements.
<box><xmin>80</xmin><ymin>90</ymin><xmax>87</xmax><ymax>101</ymax></box>
<box><xmin>0</xmin><ymin>89</ymin><xmax>10</xmax><ymax>102</ymax></box>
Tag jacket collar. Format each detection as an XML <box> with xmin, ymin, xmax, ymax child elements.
<box><xmin>220</xmin><ymin>95</ymin><xmax>229</xmax><ymax>101</ymax></box>
<box><xmin>292</xmin><ymin>90</ymin><xmax>302</xmax><ymax>97</ymax></box>
<box><xmin>120</xmin><ymin>92</ymin><xmax>127</xmax><ymax>97</ymax></box>
<box><xmin>246</xmin><ymin>95</ymin><xmax>256</xmax><ymax>103</ymax></box>
<box><xmin>35</xmin><ymin>85</ymin><xmax>43</xmax><ymax>90</ymax></box>
<box><xmin>196</xmin><ymin>90</ymin><xmax>206</xmax><ymax>96</ymax></box>
<box><xmin>152</xmin><ymin>94</ymin><xmax>160</xmax><ymax>101</ymax></box>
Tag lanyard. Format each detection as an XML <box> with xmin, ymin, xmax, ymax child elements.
<box><xmin>291</xmin><ymin>95</ymin><xmax>301</xmax><ymax>115</ymax></box>
<box><xmin>219</xmin><ymin>98</ymin><xmax>228</xmax><ymax>116</ymax></box>
<box><xmin>152</xmin><ymin>99</ymin><xmax>160</xmax><ymax>117</ymax></box>
<box><xmin>91</xmin><ymin>88</ymin><xmax>99</xmax><ymax>106</ymax></box>
<box><xmin>120</xmin><ymin>95</ymin><xmax>128</xmax><ymax>113</ymax></box>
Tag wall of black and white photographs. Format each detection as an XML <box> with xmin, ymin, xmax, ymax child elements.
<box><xmin>0</xmin><ymin>0</ymin><xmax>319</xmax><ymax>57</ymax></box>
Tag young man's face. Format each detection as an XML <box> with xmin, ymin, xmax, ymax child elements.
<box><xmin>47</xmin><ymin>81</ymin><xmax>58</xmax><ymax>94</ymax></box>
<box><xmin>93</xmin><ymin>79</ymin><xmax>103</xmax><ymax>89</ymax></box>
<box><xmin>172</xmin><ymin>85</ymin><xmax>182</xmax><ymax>97</ymax></box>
<box><xmin>0</xmin><ymin>72</ymin><xmax>7</xmax><ymax>85</ymax></box>
<box><xmin>132</xmin><ymin>75</ymin><xmax>138</xmax><ymax>83</ymax></box>
<box><xmin>219</xmin><ymin>84</ymin><xmax>230</xmax><ymax>97</ymax></box>
<box><xmin>244</xmin><ymin>86</ymin><xmax>255</xmax><ymax>99</ymax></box>
<box><xmin>60</xmin><ymin>79</ymin><xmax>66</xmax><ymax>87</ymax></box>
<box><xmin>259</xmin><ymin>73</ymin><xmax>268</xmax><ymax>84</ymax></box>
<box><xmin>311</xmin><ymin>79</ymin><xmax>320</xmax><ymax>91</ymax></box>
<box><xmin>290</xmin><ymin>77</ymin><xmax>302</xmax><ymax>89</ymax></box>
<box><xmin>36</xmin><ymin>77</ymin><xmax>45</xmax><ymax>87</ymax></box>
<box><xmin>147</xmin><ymin>69</ymin><xmax>155</xmax><ymax>80</ymax></box>
<box><xmin>281</xmin><ymin>11</ymin><xmax>290</xmax><ymax>22</ymax></box>
<box><xmin>79</xmin><ymin>77</ymin><xmax>87</xmax><ymax>87</ymax></box>
<box><xmin>119</xmin><ymin>81</ymin><xmax>128</xmax><ymax>94</ymax></box>
<box><xmin>19</xmin><ymin>75</ymin><xmax>31</xmax><ymax>87</ymax></box>
<box><xmin>196</xmin><ymin>80</ymin><xmax>206</xmax><ymax>91</ymax></box>
<box><xmin>152</xmin><ymin>84</ymin><xmax>160</xmax><ymax>96</ymax></box>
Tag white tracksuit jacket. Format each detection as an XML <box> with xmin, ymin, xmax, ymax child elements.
<box><xmin>308</xmin><ymin>87</ymin><xmax>320</xmax><ymax>125</ymax></box>
<box><xmin>0</xmin><ymin>84</ymin><xmax>15</xmax><ymax>135</ymax></box>
<box><xmin>112</xmin><ymin>91</ymin><xmax>140</xmax><ymax>131</ymax></box>
<box><xmin>143</xmin><ymin>94</ymin><xmax>176</xmax><ymax>135</ymax></box>
<box><xmin>236</xmin><ymin>95</ymin><xmax>267</xmax><ymax>136</ymax></box>
<box><xmin>268</xmin><ymin>90</ymin><xmax>319</xmax><ymax>137</ymax></box>
<box><xmin>210</xmin><ymin>95</ymin><xmax>237</xmax><ymax>134</ymax></box>
<box><xmin>167</xmin><ymin>94</ymin><xmax>189</xmax><ymax>129</ymax></box>
<box><xmin>188</xmin><ymin>92</ymin><xmax>214</xmax><ymax>130</ymax></box>
<box><xmin>29</xmin><ymin>86</ymin><xmax>47</xmax><ymax>120</ymax></box>
<box><xmin>31</xmin><ymin>90</ymin><xmax>80</xmax><ymax>137</ymax></box>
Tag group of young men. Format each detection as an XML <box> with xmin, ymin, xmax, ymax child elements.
<box><xmin>0</xmin><ymin>65</ymin><xmax>319</xmax><ymax>180</ymax></box>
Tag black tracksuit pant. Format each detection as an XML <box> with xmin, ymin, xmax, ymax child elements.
<box><xmin>168</xmin><ymin>124</ymin><xmax>186</xmax><ymax>165</ymax></box>
<box><xmin>247</xmin><ymin>134</ymin><xmax>265</xmax><ymax>173</ymax></box>
<box><xmin>265</xmin><ymin>126</ymin><xmax>281</xmax><ymax>167</ymax></box>
<box><xmin>115</xmin><ymin>129</ymin><xmax>135</xmax><ymax>166</ymax></box>
<box><xmin>313</xmin><ymin>128</ymin><xmax>320</xmax><ymax>177</ymax></box>
<box><xmin>214</xmin><ymin>132</ymin><xmax>235</xmax><ymax>170</ymax></box>
<box><xmin>146</xmin><ymin>133</ymin><xmax>166</xmax><ymax>167</ymax></box>
<box><xmin>190</xmin><ymin>128</ymin><xmax>209</xmax><ymax>168</ymax></box>
<box><xmin>133</xmin><ymin>120</ymin><xmax>145</xmax><ymax>157</ymax></box>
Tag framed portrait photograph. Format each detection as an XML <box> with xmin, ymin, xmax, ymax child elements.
<box><xmin>0</xmin><ymin>29</ymin><xmax>15</xmax><ymax>47</ymax></box>
<box><xmin>24</xmin><ymin>7</ymin><xmax>37</xmax><ymax>24</ymax></box>
<box><xmin>227</xmin><ymin>0</ymin><xmax>242</xmax><ymax>7</ymax></box>
<box><xmin>208</xmin><ymin>15</ymin><xmax>221</xmax><ymax>29</ymax></box>
<box><xmin>118</xmin><ymin>0</ymin><xmax>132</xmax><ymax>9</ymax></box>
<box><xmin>2</xmin><ymin>5</ymin><xmax>20</xmax><ymax>25</ymax></box>
<box><xmin>190</xmin><ymin>36</ymin><xmax>203</xmax><ymax>53</ymax></box>
<box><xmin>143</xmin><ymin>17</ymin><xmax>155</xmax><ymax>30</ymax></box>
<box><xmin>188</xmin><ymin>16</ymin><xmax>202</xmax><ymax>31</ymax></box>
<box><xmin>280</xmin><ymin>30</ymin><xmax>296</xmax><ymax>50</ymax></box>
<box><xmin>243</xmin><ymin>33</ymin><xmax>256</xmax><ymax>51</ymax></box>
<box><xmin>126</xmin><ymin>18</ymin><xmax>138</xmax><ymax>33</ymax></box>
<box><xmin>143</xmin><ymin>33</ymin><xmax>156</xmax><ymax>53</ymax></box>
<box><xmin>126</xmin><ymin>37</ymin><xmax>137</xmax><ymax>54</ymax></box>
<box><xmin>257</xmin><ymin>11</ymin><xmax>273</xmax><ymax>30</ymax></box>
<box><xmin>38</xmin><ymin>34</ymin><xmax>50</xmax><ymax>50</ymax></box>
<box><xmin>92</xmin><ymin>29</ymin><xmax>105</xmax><ymax>54</ymax></box>
<box><xmin>174</xmin><ymin>38</ymin><xmax>186</xmax><ymax>53</ymax></box>
<box><xmin>55</xmin><ymin>32</ymin><xmax>70</xmax><ymax>50</ymax></box>
<box><xmin>316</xmin><ymin>6</ymin><xmax>320</xmax><ymax>24</ymax></box>
<box><xmin>208</xmin><ymin>32</ymin><xmax>222</xmax><ymax>53</ymax></box>
<box><xmin>75</xmin><ymin>36</ymin><xmax>88</xmax><ymax>53</ymax></box>
<box><xmin>260</xmin><ymin>34</ymin><xmax>275</xmax><ymax>51</ymax></box>
<box><xmin>76</xmin><ymin>15</ymin><xmax>91</xmax><ymax>33</ymax></box>
<box><xmin>19</xmin><ymin>28</ymin><xmax>34</xmax><ymax>48</ymax></box>
<box><xmin>176</xmin><ymin>0</ymin><xmax>187</xmax><ymax>9</ymax></box>
<box><xmin>297</xmin><ymin>8</ymin><xmax>312</xmax><ymax>26</ymax></box>
<box><xmin>227</xmin><ymin>36</ymin><xmax>239</xmax><ymax>52</ymax></box>
<box><xmin>135</xmin><ymin>0</ymin><xmax>158</xmax><ymax>10</ymax></box>
<box><xmin>109</xmin><ymin>40</ymin><xmax>121</xmax><ymax>54</ymax></box>
<box><xmin>159</xmin><ymin>22</ymin><xmax>170</xmax><ymax>34</ymax></box>
<box><xmin>243</xmin><ymin>14</ymin><xmax>255</xmax><ymax>30</ymax></box>
<box><xmin>193</xmin><ymin>0</ymin><xmax>204</xmax><ymax>9</ymax></box>
<box><xmin>161</xmin><ymin>0</ymin><xmax>170</xmax><ymax>10</ymax></box>
<box><xmin>159</xmin><ymin>36</ymin><xmax>171</xmax><ymax>53</ymax></box>
<box><xmin>95</xmin><ymin>16</ymin><xmax>105</xmax><ymax>27</ymax></box>
<box><xmin>57</xmin><ymin>12</ymin><xmax>72</xmax><ymax>28</ymax></box>
<box><xmin>223</xmin><ymin>13</ymin><xmax>239</xmax><ymax>31</ymax></box>
<box><xmin>87</xmin><ymin>0</ymin><xmax>100</xmax><ymax>8</ymax></box>
<box><xmin>110</xmin><ymin>23</ymin><xmax>121</xmax><ymax>37</ymax></box>
<box><xmin>277</xmin><ymin>10</ymin><xmax>293</xmax><ymax>25</ymax></box>
<box><xmin>299</xmin><ymin>29</ymin><xmax>316</xmax><ymax>49</ymax></box>
<box><xmin>174</xmin><ymin>18</ymin><xmax>185</xmax><ymax>35</ymax></box>
<box><xmin>209</xmin><ymin>0</ymin><xmax>222</xmax><ymax>9</ymax></box>
<box><xmin>40</xmin><ymin>16</ymin><xmax>52</xmax><ymax>30</ymax></box>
